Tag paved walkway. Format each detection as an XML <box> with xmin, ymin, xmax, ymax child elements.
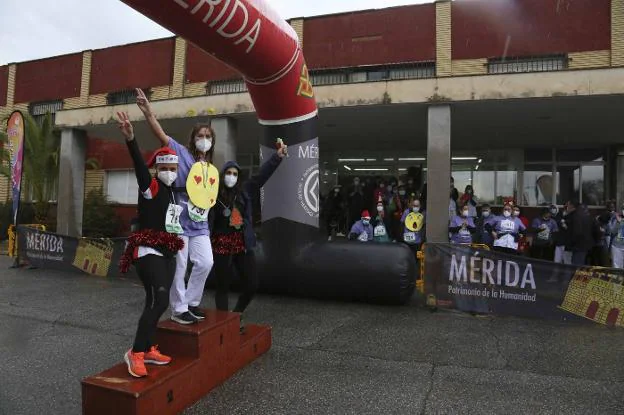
<box><xmin>0</xmin><ymin>256</ymin><xmax>622</xmax><ymax>414</ymax></box>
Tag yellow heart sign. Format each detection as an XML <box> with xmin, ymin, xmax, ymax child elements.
<box><xmin>186</xmin><ymin>162</ymin><xmax>220</xmax><ymax>209</ymax></box>
<box><xmin>405</xmin><ymin>212</ymin><xmax>424</xmax><ymax>232</ymax></box>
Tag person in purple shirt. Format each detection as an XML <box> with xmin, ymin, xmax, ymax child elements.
<box><xmin>348</xmin><ymin>210</ymin><xmax>374</xmax><ymax>242</ymax></box>
<box><xmin>449</xmin><ymin>206</ymin><xmax>476</xmax><ymax>244</ymax></box>
<box><xmin>136</xmin><ymin>88</ymin><xmax>215</xmax><ymax>325</ymax></box>
<box><xmin>475</xmin><ymin>204</ymin><xmax>498</xmax><ymax>247</ymax></box>
<box><xmin>492</xmin><ymin>203</ymin><xmax>526</xmax><ymax>254</ymax></box>
<box><xmin>530</xmin><ymin>207</ymin><xmax>559</xmax><ymax>261</ymax></box>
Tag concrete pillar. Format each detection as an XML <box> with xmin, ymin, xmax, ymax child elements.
<box><xmin>211</xmin><ymin>117</ymin><xmax>237</xmax><ymax>169</ymax></box>
<box><xmin>616</xmin><ymin>148</ymin><xmax>624</xmax><ymax>208</ymax></box>
<box><xmin>56</xmin><ymin>128</ymin><xmax>87</xmax><ymax>237</ymax></box>
<box><xmin>426</xmin><ymin>105</ymin><xmax>451</xmax><ymax>243</ymax></box>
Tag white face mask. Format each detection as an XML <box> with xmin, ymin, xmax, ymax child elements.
<box><xmin>482</xmin><ymin>211</ymin><xmax>490</xmax><ymax>217</ymax></box>
<box><xmin>195</xmin><ymin>138</ymin><xmax>212</xmax><ymax>153</ymax></box>
<box><xmin>413</xmin><ymin>207</ymin><xmax>420</xmax><ymax>213</ymax></box>
<box><xmin>224</xmin><ymin>174</ymin><xmax>238</xmax><ymax>188</ymax></box>
<box><xmin>157</xmin><ymin>171</ymin><xmax>177</xmax><ymax>187</ymax></box>
<box><xmin>462</xmin><ymin>210</ymin><xmax>469</xmax><ymax>217</ymax></box>
<box><xmin>377</xmin><ymin>206</ymin><xmax>384</xmax><ymax>212</ymax></box>
<box><xmin>503</xmin><ymin>211</ymin><xmax>512</xmax><ymax>218</ymax></box>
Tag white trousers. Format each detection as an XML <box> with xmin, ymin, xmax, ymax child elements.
<box><xmin>611</xmin><ymin>245</ymin><xmax>624</xmax><ymax>269</ymax></box>
<box><xmin>554</xmin><ymin>246</ymin><xmax>572</xmax><ymax>265</ymax></box>
<box><xmin>170</xmin><ymin>234</ymin><xmax>214</xmax><ymax>315</ymax></box>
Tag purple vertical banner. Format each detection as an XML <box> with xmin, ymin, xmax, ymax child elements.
<box><xmin>7</xmin><ymin>111</ymin><xmax>25</xmax><ymax>225</ymax></box>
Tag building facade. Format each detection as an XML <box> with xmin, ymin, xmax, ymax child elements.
<box><xmin>1</xmin><ymin>0</ymin><xmax>623</xmax><ymax>240</ymax></box>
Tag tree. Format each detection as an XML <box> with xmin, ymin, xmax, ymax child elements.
<box><xmin>82</xmin><ymin>188</ymin><xmax>121</xmax><ymax>238</ymax></box>
<box><xmin>0</xmin><ymin>112</ymin><xmax>60</xmax><ymax>224</ymax></box>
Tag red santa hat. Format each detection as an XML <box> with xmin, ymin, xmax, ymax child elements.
<box><xmin>361</xmin><ymin>210</ymin><xmax>371</xmax><ymax>219</ymax></box>
<box><xmin>147</xmin><ymin>147</ymin><xmax>178</xmax><ymax>168</ymax></box>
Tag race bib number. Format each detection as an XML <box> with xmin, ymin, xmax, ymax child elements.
<box><xmin>358</xmin><ymin>232</ymin><xmax>369</xmax><ymax>242</ymax></box>
<box><xmin>188</xmin><ymin>199</ymin><xmax>209</xmax><ymax>223</ymax></box>
<box><xmin>403</xmin><ymin>232</ymin><xmax>416</xmax><ymax>243</ymax></box>
<box><xmin>374</xmin><ymin>225</ymin><xmax>387</xmax><ymax>237</ymax></box>
<box><xmin>165</xmin><ymin>203</ymin><xmax>184</xmax><ymax>234</ymax></box>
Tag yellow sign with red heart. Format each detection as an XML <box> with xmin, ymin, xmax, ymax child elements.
<box><xmin>186</xmin><ymin>162</ymin><xmax>220</xmax><ymax>210</ymax></box>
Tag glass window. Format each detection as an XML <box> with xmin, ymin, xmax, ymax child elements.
<box><xmin>208</xmin><ymin>80</ymin><xmax>247</xmax><ymax>95</ymax></box>
<box><xmin>367</xmin><ymin>70</ymin><xmax>388</xmax><ymax>82</ymax></box>
<box><xmin>581</xmin><ymin>165</ymin><xmax>605</xmax><ymax>206</ymax></box>
<box><xmin>106</xmin><ymin>170</ymin><xmax>138</xmax><ymax>204</ymax></box>
<box><xmin>451</xmin><ymin>170</ymin><xmax>471</xmax><ymax>200</ymax></box>
<box><xmin>311</xmin><ymin>72</ymin><xmax>347</xmax><ymax>86</ymax></box>
<box><xmin>496</xmin><ymin>171</ymin><xmax>517</xmax><ymax>205</ymax></box>
<box><xmin>473</xmin><ymin>170</ymin><xmax>495</xmax><ymax>204</ymax></box>
<box><xmin>349</xmin><ymin>72</ymin><xmax>367</xmax><ymax>83</ymax></box>
<box><xmin>556</xmin><ymin>165</ymin><xmax>580</xmax><ymax>205</ymax></box>
<box><xmin>487</xmin><ymin>55</ymin><xmax>567</xmax><ymax>74</ymax></box>
<box><xmin>522</xmin><ymin>165</ymin><xmax>554</xmax><ymax>206</ymax></box>
<box><xmin>29</xmin><ymin>100</ymin><xmax>63</xmax><ymax>126</ymax></box>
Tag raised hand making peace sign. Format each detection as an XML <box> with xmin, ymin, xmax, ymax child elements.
<box><xmin>116</xmin><ymin>111</ymin><xmax>134</xmax><ymax>142</ymax></box>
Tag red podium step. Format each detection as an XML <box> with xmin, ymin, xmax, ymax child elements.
<box><xmin>82</xmin><ymin>310</ymin><xmax>271</xmax><ymax>415</ymax></box>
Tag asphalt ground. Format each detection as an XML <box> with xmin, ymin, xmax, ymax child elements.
<box><xmin>0</xmin><ymin>255</ymin><xmax>622</xmax><ymax>415</ymax></box>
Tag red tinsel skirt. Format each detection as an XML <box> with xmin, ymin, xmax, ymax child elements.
<box><xmin>211</xmin><ymin>232</ymin><xmax>245</xmax><ymax>255</ymax></box>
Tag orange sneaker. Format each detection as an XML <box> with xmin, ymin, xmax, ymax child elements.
<box><xmin>124</xmin><ymin>349</ymin><xmax>147</xmax><ymax>378</ymax></box>
<box><xmin>144</xmin><ymin>345</ymin><xmax>172</xmax><ymax>366</ymax></box>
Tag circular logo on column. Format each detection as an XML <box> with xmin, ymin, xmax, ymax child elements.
<box><xmin>297</xmin><ymin>165</ymin><xmax>319</xmax><ymax>217</ymax></box>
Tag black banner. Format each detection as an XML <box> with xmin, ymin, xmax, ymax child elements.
<box><xmin>17</xmin><ymin>226</ymin><xmax>127</xmax><ymax>278</ymax></box>
<box><xmin>424</xmin><ymin>243</ymin><xmax>624</xmax><ymax>327</ymax></box>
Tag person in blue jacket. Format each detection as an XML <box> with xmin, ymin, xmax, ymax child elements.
<box><xmin>209</xmin><ymin>142</ymin><xmax>288</xmax><ymax>332</ymax></box>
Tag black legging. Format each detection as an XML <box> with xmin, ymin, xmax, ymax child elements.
<box><xmin>132</xmin><ymin>255</ymin><xmax>175</xmax><ymax>353</ymax></box>
<box><xmin>214</xmin><ymin>250</ymin><xmax>258</xmax><ymax>313</ymax></box>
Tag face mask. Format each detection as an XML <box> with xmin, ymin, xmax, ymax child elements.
<box><xmin>377</xmin><ymin>206</ymin><xmax>384</xmax><ymax>212</ymax></box>
<box><xmin>158</xmin><ymin>171</ymin><xmax>177</xmax><ymax>187</ymax></box>
<box><xmin>503</xmin><ymin>211</ymin><xmax>512</xmax><ymax>218</ymax></box>
<box><xmin>224</xmin><ymin>174</ymin><xmax>238</xmax><ymax>188</ymax></box>
<box><xmin>399</xmin><ymin>190</ymin><xmax>406</xmax><ymax>196</ymax></box>
<box><xmin>195</xmin><ymin>138</ymin><xmax>212</xmax><ymax>153</ymax></box>
<box><xmin>462</xmin><ymin>210</ymin><xmax>469</xmax><ymax>217</ymax></box>
<box><xmin>362</xmin><ymin>219</ymin><xmax>370</xmax><ymax>226</ymax></box>
<box><xmin>413</xmin><ymin>207</ymin><xmax>420</xmax><ymax>213</ymax></box>
<box><xmin>482</xmin><ymin>211</ymin><xmax>490</xmax><ymax>217</ymax></box>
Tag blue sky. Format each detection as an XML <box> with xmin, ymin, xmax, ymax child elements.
<box><xmin>0</xmin><ymin>0</ymin><xmax>430</xmax><ymax>65</ymax></box>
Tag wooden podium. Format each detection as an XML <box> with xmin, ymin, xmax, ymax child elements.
<box><xmin>82</xmin><ymin>310</ymin><xmax>271</xmax><ymax>415</ymax></box>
